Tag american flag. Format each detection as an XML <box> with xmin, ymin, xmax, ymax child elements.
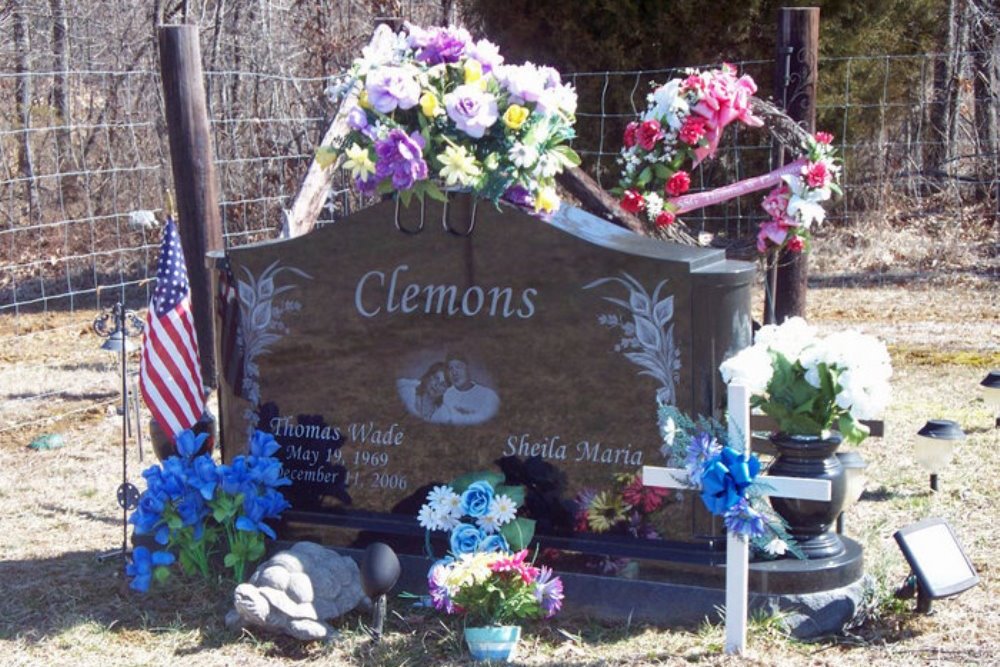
<box><xmin>139</xmin><ymin>216</ymin><xmax>206</xmax><ymax>439</ymax></box>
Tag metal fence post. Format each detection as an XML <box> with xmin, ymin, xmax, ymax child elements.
<box><xmin>765</xmin><ymin>6</ymin><xmax>819</xmax><ymax>324</ymax></box>
<box><xmin>158</xmin><ymin>24</ymin><xmax>223</xmax><ymax>390</ymax></box>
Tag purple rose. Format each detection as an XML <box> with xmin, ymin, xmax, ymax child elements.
<box><xmin>346</xmin><ymin>105</ymin><xmax>369</xmax><ymax>131</ymax></box>
<box><xmin>366</xmin><ymin>66</ymin><xmax>420</xmax><ymax>113</ymax></box>
<box><xmin>502</xmin><ymin>185</ymin><xmax>533</xmax><ymax>209</ymax></box>
<box><xmin>406</xmin><ymin>24</ymin><xmax>471</xmax><ymax>65</ymax></box>
<box><xmin>374</xmin><ymin>129</ymin><xmax>428</xmax><ymax>191</ymax></box>
<box><xmin>444</xmin><ymin>84</ymin><xmax>498</xmax><ymax>139</ymax></box>
<box><xmin>355</xmin><ymin>175</ymin><xmax>377</xmax><ymax>196</ymax></box>
<box><xmin>465</xmin><ymin>38</ymin><xmax>504</xmax><ymax>73</ymax></box>
<box><xmin>498</xmin><ymin>63</ymin><xmax>547</xmax><ymax>105</ymax></box>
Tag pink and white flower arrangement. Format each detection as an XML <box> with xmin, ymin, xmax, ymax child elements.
<box><xmin>325</xmin><ymin>23</ymin><xmax>579</xmax><ymax>214</ymax></box>
<box><xmin>428</xmin><ymin>549</ymin><xmax>564</xmax><ymax>624</ymax></box>
<box><xmin>615</xmin><ymin>64</ymin><xmax>763</xmax><ymax>229</ymax></box>
<box><xmin>755</xmin><ymin>131</ymin><xmax>842</xmax><ymax>254</ymax></box>
<box><xmin>719</xmin><ymin>317</ymin><xmax>892</xmax><ymax>444</ymax></box>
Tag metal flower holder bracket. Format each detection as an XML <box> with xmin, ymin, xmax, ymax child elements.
<box><xmin>393</xmin><ymin>190</ymin><xmax>478</xmax><ymax>237</ymax></box>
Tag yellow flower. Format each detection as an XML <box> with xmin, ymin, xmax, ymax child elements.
<box><xmin>420</xmin><ymin>91</ymin><xmax>442</xmax><ymax>118</ymax></box>
<box><xmin>358</xmin><ymin>89</ymin><xmax>372</xmax><ymax>110</ymax></box>
<box><xmin>438</xmin><ymin>144</ymin><xmax>482</xmax><ymax>187</ymax></box>
<box><xmin>535</xmin><ymin>186</ymin><xmax>560</xmax><ymax>213</ymax></box>
<box><xmin>342</xmin><ymin>143</ymin><xmax>375</xmax><ymax>180</ymax></box>
<box><xmin>587</xmin><ymin>491</ymin><xmax>628</xmax><ymax>532</ymax></box>
<box><xmin>503</xmin><ymin>104</ymin><xmax>530</xmax><ymax>130</ymax></box>
<box><xmin>464</xmin><ymin>59</ymin><xmax>484</xmax><ymax>87</ymax></box>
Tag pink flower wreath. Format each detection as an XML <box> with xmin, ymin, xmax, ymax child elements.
<box><xmin>614</xmin><ymin>64</ymin><xmax>841</xmax><ymax>254</ymax></box>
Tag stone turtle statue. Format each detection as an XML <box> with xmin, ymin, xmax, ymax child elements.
<box><xmin>225</xmin><ymin>541</ymin><xmax>370</xmax><ymax>641</ymax></box>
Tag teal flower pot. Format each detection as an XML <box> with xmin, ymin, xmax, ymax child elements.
<box><xmin>464</xmin><ymin>625</ymin><xmax>521</xmax><ymax>662</ymax></box>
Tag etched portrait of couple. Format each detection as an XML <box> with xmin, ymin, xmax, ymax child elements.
<box><xmin>397</xmin><ymin>352</ymin><xmax>500</xmax><ymax>426</ymax></box>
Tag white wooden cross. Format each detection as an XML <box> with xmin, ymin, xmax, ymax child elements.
<box><xmin>641</xmin><ymin>384</ymin><xmax>831</xmax><ymax>655</ymax></box>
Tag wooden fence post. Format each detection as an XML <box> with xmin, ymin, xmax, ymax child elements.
<box><xmin>765</xmin><ymin>7</ymin><xmax>819</xmax><ymax>324</ymax></box>
<box><xmin>158</xmin><ymin>24</ymin><xmax>223</xmax><ymax>389</ymax></box>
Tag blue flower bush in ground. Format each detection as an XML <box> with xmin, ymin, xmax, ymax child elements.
<box><xmin>127</xmin><ymin>429</ymin><xmax>291</xmax><ymax>591</ymax></box>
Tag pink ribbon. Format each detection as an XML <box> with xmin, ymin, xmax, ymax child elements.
<box><xmin>668</xmin><ymin>159</ymin><xmax>807</xmax><ymax>215</ymax></box>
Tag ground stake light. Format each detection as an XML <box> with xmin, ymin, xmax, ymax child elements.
<box><xmin>980</xmin><ymin>371</ymin><xmax>1000</xmax><ymax>429</ymax></box>
<box><xmin>914</xmin><ymin>420</ymin><xmax>964</xmax><ymax>492</ymax></box>
<box><xmin>93</xmin><ymin>302</ymin><xmax>144</xmax><ymax>562</ymax></box>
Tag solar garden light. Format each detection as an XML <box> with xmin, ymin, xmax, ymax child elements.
<box><xmin>914</xmin><ymin>420</ymin><xmax>965</xmax><ymax>492</ymax></box>
<box><xmin>93</xmin><ymin>302</ymin><xmax>144</xmax><ymax>561</ymax></box>
<box><xmin>835</xmin><ymin>450</ymin><xmax>867</xmax><ymax>534</ymax></box>
<box><xmin>980</xmin><ymin>371</ymin><xmax>1000</xmax><ymax>429</ymax></box>
<box><xmin>893</xmin><ymin>517</ymin><xmax>979</xmax><ymax>614</ymax></box>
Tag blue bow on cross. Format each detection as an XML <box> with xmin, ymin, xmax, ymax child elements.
<box><xmin>699</xmin><ymin>446</ymin><xmax>761</xmax><ymax>516</ymax></box>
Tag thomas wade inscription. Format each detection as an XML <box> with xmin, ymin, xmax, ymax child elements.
<box><xmin>272</xmin><ymin>416</ymin><xmax>409</xmax><ymax>491</ymax></box>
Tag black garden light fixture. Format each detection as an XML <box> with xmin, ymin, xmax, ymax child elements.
<box><xmin>893</xmin><ymin>517</ymin><xmax>979</xmax><ymax>614</ymax></box>
<box><xmin>980</xmin><ymin>371</ymin><xmax>1000</xmax><ymax>429</ymax></box>
<box><xmin>914</xmin><ymin>420</ymin><xmax>965</xmax><ymax>492</ymax></box>
<box><xmin>360</xmin><ymin>542</ymin><xmax>401</xmax><ymax>642</ymax></box>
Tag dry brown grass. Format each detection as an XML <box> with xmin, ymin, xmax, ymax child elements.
<box><xmin>1</xmin><ymin>226</ymin><xmax>998</xmax><ymax>664</ymax></box>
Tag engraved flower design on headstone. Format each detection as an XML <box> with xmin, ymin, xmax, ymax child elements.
<box><xmin>237</xmin><ymin>260</ymin><xmax>311</xmax><ymax>434</ymax></box>
<box><xmin>585</xmin><ymin>272</ymin><xmax>681</xmax><ymax>406</ymax></box>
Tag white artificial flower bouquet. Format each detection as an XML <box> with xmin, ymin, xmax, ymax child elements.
<box><xmin>719</xmin><ymin>317</ymin><xmax>892</xmax><ymax>444</ymax></box>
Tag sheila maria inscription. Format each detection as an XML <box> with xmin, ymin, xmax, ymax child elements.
<box><xmin>215</xmin><ymin>195</ymin><xmax>754</xmax><ymax>554</ymax></box>
<box><xmin>504</xmin><ymin>433</ymin><xmax>643</xmax><ymax>466</ymax></box>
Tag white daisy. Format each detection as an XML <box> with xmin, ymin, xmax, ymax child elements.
<box><xmin>476</xmin><ymin>513</ymin><xmax>500</xmax><ymax>534</ymax></box>
<box><xmin>417</xmin><ymin>504</ymin><xmax>442</xmax><ymax>531</ymax></box>
<box><xmin>764</xmin><ymin>538</ymin><xmax>788</xmax><ymax>556</ymax></box>
<box><xmin>488</xmin><ymin>494</ymin><xmax>518</xmax><ymax>526</ymax></box>
<box><xmin>426</xmin><ymin>485</ymin><xmax>455</xmax><ymax>509</ymax></box>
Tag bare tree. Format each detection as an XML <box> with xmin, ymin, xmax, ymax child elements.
<box><xmin>13</xmin><ymin>1</ymin><xmax>39</xmax><ymax>218</ymax></box>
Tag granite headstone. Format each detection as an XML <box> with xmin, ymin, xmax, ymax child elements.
<box><xmin>213</xmin><ymin>194</ymin><xmax>754</xmax><ymax>564</ymax></box>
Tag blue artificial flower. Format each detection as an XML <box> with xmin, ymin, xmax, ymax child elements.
<box><xmin>449</xmin><ymin>523</ymin><xmax>482</xmax><ymax>555</ymax></box>
<box><xmin>258</xmin><ymin>488</ymin><xmax>291</xmax><ymax>518</ymax></box>
<box><xmin>478</xmin><ymin>533</ymin><xmax>509</xmax><ymax>553</ymax></box>
<box><xmin>686</xmin><ymin>432</ymin><xmax>721</xmax><ymax>487</ymax></box>
<box><xmin>175</xmin><ymin>429</ymin><xmax>209</xmax><ymax>460</ymax></box>
<box><xmin>129</xmin><ymin>489</ymin><xmax>172</xmax><ymax>544</ymax></box>
<box><xmin>125</xmin><ymin>545</ymin><xmax>175</xmax><ymax>593</ymax></box>
<box><xmin>249</xmin><ymin>430</ymin><xmax>281</xmax><ymax>458</ymax></box>
<box><xmin>176</xmin><ymin>490</ymin><xmax>207</xmax><ymax>528</ymax></box>
<box><xmin>724</xmin><ymin>499</ymin><xmax>768</xmax><ymax>539</ymax></box>
<box><xmin>460</xmin><ymin>481</ymin><xmax>494</xmax><ymax>518</ymax></box>
<box><xmin>159</xmin><ymin>458</ymin><xmax>190</xmax><ymax>499</ymax></box>
<box><xmin>219</xmin><ymin>458</ymin><xmax>253</xmax><ymax>496</ymax></box>
<box><xmin>235</xmin><ymin>495</ymin><xmax>278</xmax><ymax>539</ymax></box>
<box><xmin>246</xmin><ymin>456</ymin><xmax>291</xmax><ymax>489</ymax></box>
<box><xmin>189</xmin><ymin>454</ymin><xmax>220</xmax><ymax>500</ymax></box>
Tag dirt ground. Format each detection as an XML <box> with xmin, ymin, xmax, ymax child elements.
<box><xmin>0</xmin><ymin>252</ymin><xmax>998</xmax><ymax>664</ymax></box>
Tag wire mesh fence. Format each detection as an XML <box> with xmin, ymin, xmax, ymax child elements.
<box><xmin>0</xmin><ymin>2</ymin><xmax>997</xmax><ymax>434</ymax></box>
